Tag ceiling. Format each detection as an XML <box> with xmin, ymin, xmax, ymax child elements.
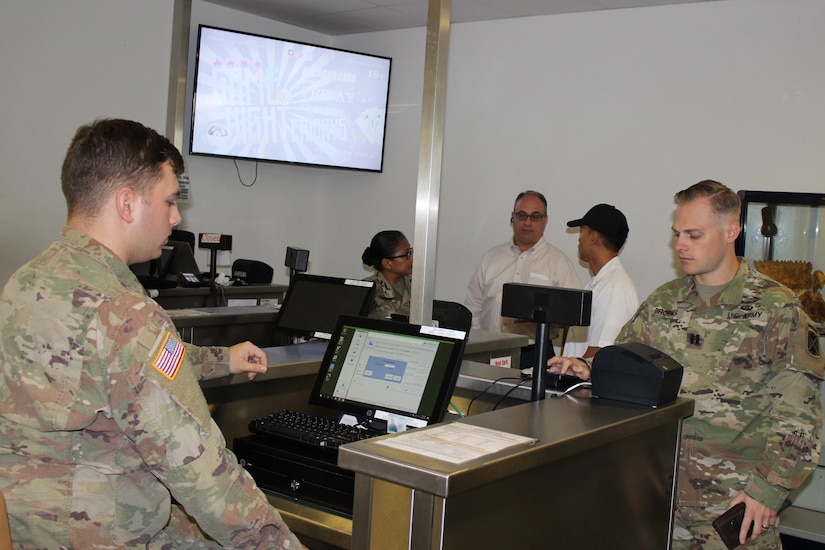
<box><xmin>204</xmin><ymin>0</ymin><xmax>721</xmax><ymax>35</ymax></box>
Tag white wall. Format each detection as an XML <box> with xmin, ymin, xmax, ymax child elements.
<box><xmin>0</xmin><ymin>0</ymin><xmax>175</xmax><ymax>285</ymax></box>
<box><xmin>180</xmin><ymin>2</ymin><xmax>425</xmax><ymax>286</ymax></box>
<box><xmin>433</xmin><ymin>0</ymin><xmax>825</xmax><ymax>302</ymax></box>
<box><xmin>3</xmin><ymin>0</ymin><xmax>825</xmax><ymax>306</ymax></box>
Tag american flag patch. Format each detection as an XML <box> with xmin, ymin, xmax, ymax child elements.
<box><xmin>152</xmin><ymin>332</ymin><xmax>186</xmax><ymax>380</ymax></box>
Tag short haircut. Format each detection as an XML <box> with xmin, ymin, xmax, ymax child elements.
<box><xmin>61</xmin><ymin>118</ymin><xmax>185</xmax><ymax>219</ymax></box>
<box><xmin>513</xmin><ymin>190</ymin><xmax>548</xmax><ymax>212</ymax></box>
<box><xmin>596</xmin><ymin>229</ymin><xmax>623</xmax><ymax>254</ymax></box>
<box><xmin>674</xmin><ymin>180</ymin><xmax>740</xmax><ymax>220</ymax></box>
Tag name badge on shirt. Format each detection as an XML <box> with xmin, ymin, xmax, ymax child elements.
<box><xmin>152</xmin><ymin>332</ymin><xmax>186</xmax><ymax>381</ymax></box>
<box><xmin>529</xmin><ymin>272</ymin><xmax>549</xmax><ymax>281</ymax></box>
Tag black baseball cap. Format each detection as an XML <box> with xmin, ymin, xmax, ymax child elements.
<box><xmin>567</xmin><ymin>204</ymin><xmax>629</xmax><ymax>249</ymax></box>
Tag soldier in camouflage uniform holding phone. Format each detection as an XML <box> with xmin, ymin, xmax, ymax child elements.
<box><xmin>549</xmin><ymin>180</ymin><xmax>823</xmax><ymax>549</ymax></box>
<box><xmin>0</xmin><ymin>119</ymin><xmax>305</xmax><ymax>549</ymax></box>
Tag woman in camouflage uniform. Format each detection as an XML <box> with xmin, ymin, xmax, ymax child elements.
<box><xmin>361</xmin><ymin>230</ymin><xmax>413</xmax><ymax>320</ymax></box>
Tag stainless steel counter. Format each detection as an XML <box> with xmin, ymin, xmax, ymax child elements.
<box><xmin>175</xmin><ymin>310</ymin><xmax>529</xmax><ymax>366</ymax></box>
<box><xmin>339</xmin><ymin>396</ymin><xmax>694</xmax><ymax>549</ymax></box>
<box><xmin>168</xmin><ymin>305</ymin><xmax>282</xmax><ymax>346</ymax></box>
<box><xmin>202</xmin><ymin>341</ymin><xmax>692</xmax><ymax>549</ymax></box>
<box><xmin>199</xmin><ymin>339</ymin><xmax>526</xmax><ymax>550</ymax></box>
<box><xmin>154</xmin><ymin>283</ymin><xmax>288</xmax><ymax>309</ymax></box>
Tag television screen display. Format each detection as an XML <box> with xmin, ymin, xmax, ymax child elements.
<box><xmin>189</xmin><ymin>25</ymin><xmax>392</xmax><ymax>172</ymax></box>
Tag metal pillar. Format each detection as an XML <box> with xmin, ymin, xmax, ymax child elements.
<box><xmin>166</xmin><ymin>0</ymin><xmax>191</xmax><ymax>149</ymax></box>
<box><xmin>409</xmin><ymin>0</ymin><xmax>451</xmax><ymax>326</ymax></box>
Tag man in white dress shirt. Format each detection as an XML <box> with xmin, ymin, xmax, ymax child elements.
<box><xmin>562</xmin><ymin>203</ymin><xmax>639</xmax><ymax>358</ymax></box>
<box><xmin>464</xmin><ymin>191</ymin><xmax>582</xmax><ymax>348</ymax></box>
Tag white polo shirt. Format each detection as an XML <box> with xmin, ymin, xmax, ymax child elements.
<box><xmin>562</xmin><ymin>256</ymin><xmax>639</xmax><ymax>356</ymax></box>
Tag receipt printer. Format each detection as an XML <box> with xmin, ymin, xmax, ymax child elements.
<box><xmin>590</xmin><ymin>342</ymin><xmax>683</xmax><ymax>407</ymax></box>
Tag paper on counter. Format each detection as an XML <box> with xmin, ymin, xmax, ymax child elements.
<box><xmin>374</xmin><ymin>423</ymin><xmax>536</xmax><ymax>464</ymax></box>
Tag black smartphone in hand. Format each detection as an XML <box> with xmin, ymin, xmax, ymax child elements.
<box><xmin>712</xmin><ymin>502</ymin><xmax>749</xmax><ymax>549</ymax></box>
<box><xmin>712</xmin><ymin>499</ymin><xmax>791</xmax><ymax>549</ymax></box>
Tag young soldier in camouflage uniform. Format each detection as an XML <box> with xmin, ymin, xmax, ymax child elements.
<box><xmin>549</xmin><ymin>180</ymin><xmax>823</xmax><ymax>549</ymax></box>
<box><xmin>361</xmin><ymin>230</ymin><xmax>413</xmax><ymax>320</ymax></box>
<box><xmin>0</xmin><ymin>119</ymin><xmax>305</xmax><ymax>549</ymax></box>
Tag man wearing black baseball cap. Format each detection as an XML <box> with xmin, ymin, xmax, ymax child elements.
<box><xmin>562</xmin><ymin>204</ymin><xmax>639</xmax><ymax>358</ymax></box>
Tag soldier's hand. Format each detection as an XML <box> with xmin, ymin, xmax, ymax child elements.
<box><xmin>728</xmin><ymin>492</ymin><xmax>779</xmax><ymax>545</ymax></box>
<box><xmin>228</xmin><ymin>341</ymin><xmax>268</xmax><ymax>380</ymax></box>
<box><xmin>547</xmin><ymin>356</ymin><xmax>591</xmax><ymax>380</ymax></box>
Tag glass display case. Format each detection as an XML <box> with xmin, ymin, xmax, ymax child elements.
<box><xmin>737</xmin><ymin>190</ymin><xmax>825</xmax><ymax>263</ymax></box>
<box><xmin>736</xmin><ymin>190</ymin><xmax>825</xmax><ymax>326</ymax></box>
<box><xmin>737</xmin><ymin>192</ymin><xmax>825</xmax><ymax>487</ymax></box>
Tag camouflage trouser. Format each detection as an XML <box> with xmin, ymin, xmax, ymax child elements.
<box><xmin>150</xmin><ymin>504</ymin><xmax>222</xmax><ymax>550</ymax></box>
<box><xmin>672</xmin><ymin>505</ymin><xmax>782</xmax><ymax>550</ymax></box>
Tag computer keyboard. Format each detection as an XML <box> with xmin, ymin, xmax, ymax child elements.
<box><xmin>249</xmin><ymin>410</ymin><xmax>378</xmax><ymax>451</ymax></box>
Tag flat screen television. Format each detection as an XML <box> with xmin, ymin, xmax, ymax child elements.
<box><xmin>189</xmin><ymin>25</ymin><xmax>392</xmax><ymax>172</ymax></box>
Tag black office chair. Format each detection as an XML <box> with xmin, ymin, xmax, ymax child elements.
<box><xmin>170</xmin><ymin>229</ymin><xmax>196</xmax><ymax>252</ymax></box>
<box><xmin>389</xmin><ymin>301</ymin><xmax>472</xmax><ymax>335</ymax></box>
<box><xmin>432</xmin><ymin>300</ymin><xmax>472</xmax><ymax>334</ymax></box>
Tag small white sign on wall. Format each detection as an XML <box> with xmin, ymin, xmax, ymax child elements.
<box><xmin>178</xmin><ymin>173</ymin><xmax>190</xmax><ymax>200</ymax></box>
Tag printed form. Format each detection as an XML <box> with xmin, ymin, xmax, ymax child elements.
<box><xmin>375</xmin><ymin>423</ymin><xmax>536</xmax><ymax>464</ymax></box>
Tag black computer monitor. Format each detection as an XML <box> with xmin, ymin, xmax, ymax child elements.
<box><xmin>308</xmin><ymin>315</ymin><xmax>467</xmax><ymax>430</ymax></box>
<box><xmin>130</xmin><ymin>245</ymin><xmax>177</xmax><ymax>289</ymax></box>
<box><xmin>274</xmin><ymin>273</ymin><xmax>376</xmax><ymax>339</ymax></box>
<box><xmin>163</xmin><ymin>240</ymin><xmax>202</xmax><ymax>283</ymax></box>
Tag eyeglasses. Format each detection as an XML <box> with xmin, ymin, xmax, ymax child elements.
<box><xmin>387</xmin><ymin>247</ymin><xmax>413</xmax><ymax>260</ymax></box>
<box><xmin>513</xmin><ymin>211</ymin><xmax>546</xmax><ymax>223</ymax></box>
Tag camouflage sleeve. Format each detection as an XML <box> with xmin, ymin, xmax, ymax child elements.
<box><xmin>614</xmin><ymin>298</ymin><xmax>652</xmax><ymax>346</ymax></box>
<box><xmin>184</xmin><ymin>343</ymin><xmax>232</xmax><ymax>381</ymax></box>
<box><xmin>103</xmin><ymin>295</ymin><xmax>302</xmax><ymax>548</ymax></box>
<box><xmin>367</xmin><ymin>296</ymin><xmax>391</xmax><ymax>320</ymax></box>
<box><xmin>746</xmin><ymin>306</ymin><xmax>824</xmax><ymax>509</ymax></box>
<box><xmin>364</xmin><ymin>274</ymin><xmax>403</xmax><ymax>320</ymax></box>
